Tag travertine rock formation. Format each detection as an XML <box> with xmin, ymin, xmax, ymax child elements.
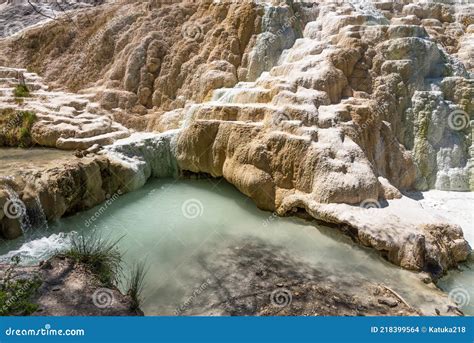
<box><xmin>0</xmin><ymin>0</ymin><xmax>312</xmax><ymax>131</ymax></box>
<box><xmin>0</xmin><ymin>67</ymin><xmax>130</xmax><ymax>149</ymax></box>
<box><xmin>0</xmin><ymin>0</ymin><xmax>472</xmax><ymax>274</ymax></box>
<box><xmin>0</xmin><ymin>154</ymin><xmax>132</xmax><ymax>239</ymax></box>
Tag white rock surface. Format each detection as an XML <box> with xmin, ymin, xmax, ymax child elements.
<box><xmin>414</xmin><ymin>190</ymin><xmax>474</xmax><ymax>246</ymax></box>
<box><xmin>0</xmin><ymin>66</ymin><xmax>130</xmax><ymax>149</ymax></box>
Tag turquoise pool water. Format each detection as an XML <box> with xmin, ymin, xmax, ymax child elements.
<box><xmin>0</xmin><ymin>178</ymin><xmax>469</xmax><ymax>315</ymax></box>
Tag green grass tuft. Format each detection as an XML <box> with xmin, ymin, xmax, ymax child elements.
<box><xmin>126</xmin><ymin>262</ymin><xmax>147</xmax><ymax>311</ymax></box>
<box><xmin>0</xmin><ymin>109</ymin><xmax>37</xmax><ymax>147</ymax></box>
<box><xmin>64</xmin><ymin>233</ymin><xmax>124</xmax><ymax>286</ymax></box>
<box><xmin>13</xmin><ymin>84</ymin><xmax>30</xmax><ymax>98</ymax></box>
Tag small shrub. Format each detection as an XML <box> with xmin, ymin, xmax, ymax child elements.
<box><xmin>0</xmin><ymin>109</ymin><xmax>37</xmax><ymax>147</ymax></box>
<box><xmin>21</xmin><ymin>111</ymin><xmax>36</xmax><ymax>127</ymax></box>
<box><xmin>64</xmin><ymin>233</ymin><xmax>124</xmax><ymax>286</ymax></box>
<box><xmin>13</xmin><ymin>84</ymin><xmax>30</xmax><ymax>98</ymax></box>
<box><xmin>0</xmin><ymin>256</ymin><xmax>41</xmax><ymax>316</ymax></box>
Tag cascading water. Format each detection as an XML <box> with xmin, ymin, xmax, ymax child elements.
<box><xmin>3</xmin><ymin>186</ymin><xmax>49</xmax><ymax>237</ymax></box>
<box><xmin>0</xmin><ymin>232</ymin><xmax>72</xmax><ymax>264</ymax></box>
<box><xmin>345</xmin><ymin>0</ymin><xmax>472</xmax><ymax>192</ymax></box>
<box><xmin>241</xmin><ymin>0</ymin><xmax>303</xmax><ymax>81</ymax></box>
<box><xmin>0</xmin><ymin>0</ymin><xmax>472</xmax><ymax>318</ymax></box>
<box><xmin>4</xmin><ymin>186</ymin><xmax>32</xmax><ymax>235</ymax></box>
<box><xmin>181</xmin><ymin>104</ymin><xmax>200</xmax><ymax>128</ymax></box>
<box><xmin>33</xmin><ymin>195</ymin><xmax>49</xmax><ymax>231</ymax></box>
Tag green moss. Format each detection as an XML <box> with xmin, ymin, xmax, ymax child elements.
<box><xmin>0</xmin><ymin>109</ymin><xmax>37</xmax><ymax>147</ymax></box>
<box><xmin>417</xmin><ymin>114</ymin><xmax>429</xmax><ymax>140</ymax></box>
<box><xmin>13</xmin><ymin>84</ymin><xmax>30</xmax><ymax>98</ymax></box>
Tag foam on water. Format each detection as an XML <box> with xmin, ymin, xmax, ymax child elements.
<box><xmin>0</xmin><ymin>232</ymin><xmax>73</xmax><ymax>264</ymax></box>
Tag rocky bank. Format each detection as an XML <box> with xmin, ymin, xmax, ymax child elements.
<box><xmin>0</xmin><ymin>256</ymin><xmax>142</xmax><ymax>316</ymax></box>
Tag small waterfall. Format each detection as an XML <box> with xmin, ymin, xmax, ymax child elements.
<box><xmin>3</xmin><ymin>187</ymin><xmax>49</xmax><ymax>236</ymax></box>
<box><xmin>4</xmin><ymin>186</ymin><xmax>33</xmax><ymax>235</ymax></box>
<box><xmin>212</xmin><ymin>88</ymin><xmax>236</xmax><ymax>104</ymax></box>
<box><xmin>33</xmin><ymin>195</ymin><xmax>49</xmax><ymax>231</ymax></box>
<box><xmin>211</xmin><ymin>83</ymin><xmax>269</xmax><ymax>105</ymax></box>
<box><xmin>182</xmin><ymin>104</ymin><xmax>199</xmax><ymax>128</ymax></box>
<box><xmin>242</xmin><ymin>0</ymin><xmax>302</xmax><ymax>81</ymax></box>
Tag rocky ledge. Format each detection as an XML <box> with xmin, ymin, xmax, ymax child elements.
<box><xmin>0</xmin><ymin>256</ymin><xmax>142</xmax><ymax>316</ymax></box>
<box><xmin>0</xmin><ymin>154</ymin><xmax>133</xmax><ymax>239</ymax></box>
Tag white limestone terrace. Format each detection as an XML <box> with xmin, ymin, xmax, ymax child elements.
<box><xmin>151</xmin><ymin>0</ymin><xmax>473</xmax><ymax>273</ymax></box>
<box><xmin>414</xmin><ymin>190</ymin><xmax>474</xmax><ymax>245</ymax></box>
<box><xmin>0</xmin><ymin>66</ymin><xmax>131</xmax><ymax>149</ymax></box>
